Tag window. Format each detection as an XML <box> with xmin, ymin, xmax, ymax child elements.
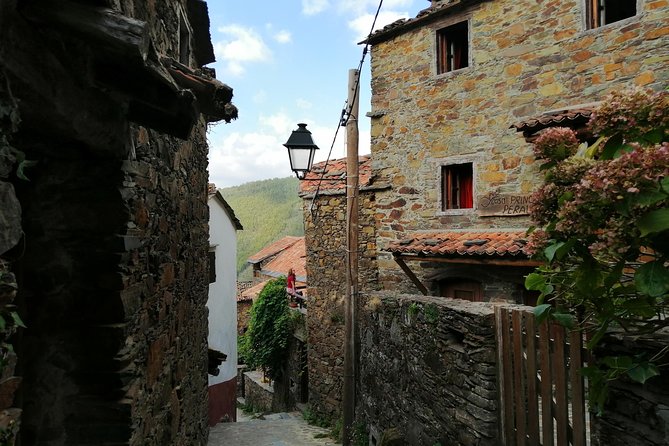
<box><xmin>587</xmin><ymin>0</ymin><xmax>637</xmax><ymax>29</ymax></box>
<box><xmin>208</xmin><ymin>250</ymin><xmax>216</xmax><ymax>283</ymax></box>
<box><xmin>436</xmin><ymin>21</ymin><xmax>469</xmax><ymax>74</ymax></box>
<box><xmin>442</xmin><ymin>163</ymin><xmax>474</xmax><ymax>211</ymax></box>
<box><xmin>178</xmin><ymin>9</ymin><xmax>191</xmax><ymax>65</ymax></box>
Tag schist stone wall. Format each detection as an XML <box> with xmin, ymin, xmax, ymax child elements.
<box><xmin>302</xmin><ymin>191</ymin><xmax>379</xmax><ymax>420</ymax></box>
<box><xmin>368</xmin><ymin>0</ymin><xmax>669</xmax><ymax>291</ymax></box>
<box><xmin>358</xmin><ymin>292</ymin><xmax>499</xmax><ymax>446</ymax></box>
<box><xmin>1</xmin><ymin>0</ymin><xmax>215</xmax><ymax>444</ymax></box>
<box><xmin>591</xmin><ymin>334</ymin><xmax>669</xmax><ymax>446</ymax></box>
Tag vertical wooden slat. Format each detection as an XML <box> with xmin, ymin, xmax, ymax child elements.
<box><xmin>525</xmin><ymin>314</ymin><xmax>540</xmax><ymax>445</ymax></box>
<box><xmin>569</xmin><ymin>329</ymin><xmax>587</xmax><ymax>446</ymax></box>
<box><xmin>553</xmin><ymin>324</ymin><xmax>569</xmax><ymax>445</ymax></box>
<box><xmin>539</xmin><ymin>321</ymin><xmax>553</xmax><ymax>446</ymax></box>
<box><xmin>495</xmin><ymin>306</ymin><xmax>507</xmax><ymax>445</ymax></box>
<box><xmin>501</xmin><ymin>308</ymin><xmax>516</xmax><ymax>445</ymax></box>
<box><xmin>512</xmin><ymin>311</ymin><xmax>526</xmax><ymax>446</ymax></box>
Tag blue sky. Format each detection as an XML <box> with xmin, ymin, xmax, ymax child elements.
<box><xmin>206</xmin><ymin>0</ymin><xmax>426</xmax><ymax>188</ymax></box>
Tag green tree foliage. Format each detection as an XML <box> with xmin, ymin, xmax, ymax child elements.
<box><xmin>526</xmin><ymin>87</ymin><xmax>669</xmax><ymax>413</ymax></box>
<box><xmin>241</xmin><ymin>278</ymin><xmax>292</xmax><ymax>380</ymax></box>
<box><xmin>219</xmin><ymin>177</ymin><xmax>303</xmax><ymax>280</ymax></box>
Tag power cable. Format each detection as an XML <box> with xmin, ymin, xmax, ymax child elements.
<box><xmin>307</xmin><ymin>0</ymin><xmax>385</xmax><ymax>223</ymax></box>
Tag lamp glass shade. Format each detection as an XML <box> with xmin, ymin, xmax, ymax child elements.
<box><xmin>284</xmin><ymin>123</ymin><xmax>319</xmax><ymax>179</ymax></box>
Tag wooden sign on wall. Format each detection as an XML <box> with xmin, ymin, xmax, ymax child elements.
<box><xmin>478</xmin><ymin>192</ymin><xmax>531</xmax><ymax>217</ymax></box>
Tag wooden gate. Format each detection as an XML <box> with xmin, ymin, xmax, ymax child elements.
<box><xmin>495</xmin><ymin>306</ymin><xmax>591</xmax><ymax>446</ymax></box>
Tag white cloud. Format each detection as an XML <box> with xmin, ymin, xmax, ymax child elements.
<box><xmin>348</xmin><ymin>10</ymin><xmax>411</xmax><ymax>42</ymax></box>
<box><xmin>214</xmin><ymin>25</ymin><xmax>271</xmax><ymax>76</ymax></box>
<box><xmin>253</xmin><ymin>89</ymin><xmax>268</xmax><ymax>104</ymax></box>
<box><xmin>296</xmin><ymin>98</ymin><xmax>313</xmax><ymax>110</ymax></box>
<box><xmin>302</xmin><ymin>0</ymin><xmax>330</xmax><ymax>15</ymax></box>
<box><xmin>273</xmin><ymin>30</ymin><xmax>292</xmax><ymax>43</ymax></box>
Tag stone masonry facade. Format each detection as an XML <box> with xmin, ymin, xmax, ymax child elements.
<box><xmin>358</xmin><ymin>292</ymin><xmax>499</xmax><ymax>446</ymax></box>
<box><xmin>0</xmin><ymin>0</ymin><xmax>228</xmax><ymax>444</ymax></box>
<box><xmin>368</xmin><ymin>0</ymin><xmax>669</xmax><ymax>292</ymax></box>
<box><xmin>302</xmin><ymin>190</ymin><xmax>380</xmax><ymax>420</ymax></box>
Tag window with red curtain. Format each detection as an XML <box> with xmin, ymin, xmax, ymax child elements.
<box><xmin>436</xmin><ymin>21</ymin><xmax>469</xmax><ymax>74</ymax></box>
<box><xmin>442</xmin><ymin>163</ymin><xmax>474</xmax><ymax>210</ymax></box>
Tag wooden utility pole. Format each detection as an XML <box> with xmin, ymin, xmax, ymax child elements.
<box><xmin>342</xmin><ymin>68</ymin><xmax>360</xmax><ymax>446</ymax></box>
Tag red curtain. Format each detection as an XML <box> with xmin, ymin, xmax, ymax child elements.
<box><xmin>460</xmin><ymin>173</ymin><xmax>473</xmax><ymax>208</ymax></box>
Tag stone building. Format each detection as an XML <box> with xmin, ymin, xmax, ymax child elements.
<box><xmin>298</xmin><ymin>155</ymin><xmax>388</xmax><ymax>419</ymax></box>
<box><xmin>365</xmin><ymin>0</ymin><xmax>669</xmax><ymax>301</ymax></box>
<box><xmin>0</xmin><ymin>0</ymin><xmax>236</xmax><ymax>445</ymax></box>
<box><xmin>298</xmin><ymin>0</ymin><xmax>669</xmax><ymax>431</ymax></box>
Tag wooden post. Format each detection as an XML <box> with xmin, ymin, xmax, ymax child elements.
<box><xmin>342</xmin><ymin>68</ymin><xmax>360</xmax><ymax>446</ymax></box>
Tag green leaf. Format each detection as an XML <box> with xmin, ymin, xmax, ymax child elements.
<box><xmin>525</xmin><ymin>273</ymin><xmax>546</xmax><ymax>291</ymax></box>
<box><xmin>586</xmin><ymin>322</ymin><xmax>610</xmax><ymax>349</ymax></box>
<box><xmin>642</xmin><ymin>128</ymin><xmax>663</xmax><ymax>145</ymax></box>
<box><xmin>552</xmin><ymin>312</ymin><xmax>575</xmax><ymax>329</ymax></box>
<box><xmin>602</xmin><ymin>355</ymin><xmax>634</xmax><ymax>371</ymax></box>
<box><xmin>622</xmin><ymin>298</ymin><xmax>657</xmax><ymax>318</ymax></box>
<box><xmin>635</xmin><ymin>261</ymin><xmax>669</xmax><ymax>297</ymax></box>
<box><xmin>627</xmin><ymin>362</ymin><xmax>660</xmax><ymax>384</ymax></box>
<box><xmin>544</xmin><ymin>242</ymin><xmax>564</xmax><ymax>262</ymax></box>
<box><xmin>661</xmin><ymin>177</ymin><xmax>669</xmax><ymax>194</ymax></box>
<box><xmin>638</xmin><ymin>208</ymin><xmax>669</xmax><ymax>236</ymax></box>
<box><xmin>634</xmin><ymin>190</ymin><xmax>667</xmax><ymax>207</ymax></box>
<box><xmin>558</xmin><ymin>191</ymin><xmax>574</xmax><ymax>206</ymax></box>
<box><xmin>539</xmin><ymin>160</ymin><xmax>557</xmax><ymax>171</ymax></box>
<box><xmin>533</xmin><ymin>304</ymin><xmax>552</xmax><ymax>325</ymax></box>
<box><xmin>10</xmin><ymin>312</ymin><xmax>26</xmax><ymax>328</ymax></box>
<box><xmin>0</xmin><ymin>315</ymin><xmax>5</xmax><ymax>331</ymax></box>
<box><xmin>600</xmin><ymin>133</ymin><xmax>624</xmax><ymax>160</ymax></box>
<box><xmin>16</xmin><ymin>159</ymin><xmax>38</xmax><ymax>181</ymax></box>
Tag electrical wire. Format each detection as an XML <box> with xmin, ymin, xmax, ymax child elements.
<box><xmin>307</xmin><ymin>0</ymin><xmax>385</xmax><ymax>223</ymax></box>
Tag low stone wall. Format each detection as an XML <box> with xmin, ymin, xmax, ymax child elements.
<box><xmin>592</xmin><ymin>333</ymin><xmax>669</xmax><ymax>446</ymax></box>
<box><xmin>358</xmin><ymin>292</ymin><xmax>499</xmax><ymax>446</ymax></box>
<box><xmin>243</xmin><ymin>371</ymin><xmax>274</xmax><ymax>413</ymax></box>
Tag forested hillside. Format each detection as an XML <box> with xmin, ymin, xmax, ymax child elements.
<box><xmin>219</xmin><ymin>177</ymin><xmax>303</xmax><ymax>280</ymax></box>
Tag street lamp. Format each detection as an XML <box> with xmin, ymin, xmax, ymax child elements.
<box><xmin>284</xmin><ymin>123</ymin><xmax>319</xmax><ymax>179</ymax></box>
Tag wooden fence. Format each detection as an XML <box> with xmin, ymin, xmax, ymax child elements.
<box><xmin>495</xmin><ymin>306</ymin><xmax>590</xmax><ymax>446</ymax></box>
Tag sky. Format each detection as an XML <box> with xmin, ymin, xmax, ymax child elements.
<box><xmin>205</xmin><ymin>0</ymin><xmax>426</xmax><ymax>188</ymax></box>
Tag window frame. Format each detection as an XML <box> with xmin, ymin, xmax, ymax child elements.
<box><xmin>432</xmin><ymin>15</ymin><xmax>472</xmax><ymax>77</ymax></box>
<box><xmin>178</xmin><ymin>6</ymin><xmax>192</xmax><ymax>66</ymax></box>
<box><xmin>208</xmin><ymin>249</ymin><xmax>216</xmax><ymax>284</ymax></box>
<box><xmin>584</xmin><ymin>0</ymin><xmax>640</xmax><ymax>30</ymax></box>
<box><xmin>436</xmin><ymin>155</ymin><xmax>479</xmax><ymax>216</ymax></box>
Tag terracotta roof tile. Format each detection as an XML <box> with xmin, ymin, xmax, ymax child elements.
<box><xmin>262</xmin><ymin>238</ymin><xmax>307</xmax><ymax>282</ymax></box>
<box><xmin>247</xmin><ymin>236</ymin><xmax>302</xmax><ymax>264</ymax></box>
<box><xmin>299</xmin><ymin>155</ymin><xmax>372</xmax><ymax>195</ymax></box>
<box><xmin>365</xmin><ymin>0</ymin><xmax>480</xmax><ymax>45</ymax></box>
<box><xmin>387</xmin><ymin>231</ymin><xmax>531</xmax><ymax>257</ymax></box>
<box><xmin>511</xmin><ymin>105</ymin><xmax>597</xmax><ymax>135</ymax></box>
<box><xmin>240</xmin><ymin>280</ymin><xmax>268</xmax><ymax>302</ymax></box>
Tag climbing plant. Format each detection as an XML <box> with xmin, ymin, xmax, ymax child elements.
<box><xmin>525</xmin><ymin>87</ymin><xmax>669</xmax><ymax>412</ymax></box>
<box><xmin>241</xmin><ymin>277</ymin><xmax>293</xmax><ymax>380</ymax></box>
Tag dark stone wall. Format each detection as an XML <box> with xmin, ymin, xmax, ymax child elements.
<box><xmin>591</xmin><ymin>334</ymin><xmax>669</xmax><ymax>446</ymax></box>
<box><xmin>302</xmin><ymin>190</ymin><xmax>379</xmax><ymax>420</ymax></box>
<box><xmin>358</xmin><ymin>292</ymin><xmax>499</xmax><ymax>446</ymax></box>
<box><xmin>1</xmin><ymin>1</ymin><xmax>212</xmax><ymax>445</ymax></box>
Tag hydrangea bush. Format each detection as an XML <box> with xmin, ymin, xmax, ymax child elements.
<box><xmin>525</xmin><ymin>88</ymin><xmax>669</xmax><ymax>412</ymax></box>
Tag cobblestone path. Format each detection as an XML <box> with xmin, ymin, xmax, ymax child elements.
<box><xmin>208</xmin><ymin>411</ymin><xmax>340</xmax><ymax>446</ymax></box>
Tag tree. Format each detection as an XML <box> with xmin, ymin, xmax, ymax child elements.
<box><xmin>240</xmin><ymin>277</ymin><xmax>292</xmax><ymax>381</ymax></box>
<box><xmin>525</xmin><ymin>87</ymin><xmax>669</xmax><ymax>412</ymax></box>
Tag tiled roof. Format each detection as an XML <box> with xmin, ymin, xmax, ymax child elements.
<box><xmin>299</xmin><ymin>155</ymin><xmax>373</xmax><ymax>195</ymax></box>
<box><xmin>511</xmin><ymin>105</ymin><xmax>597</xmax><ymax>135</ymax></box>
<box><xmin>262</xmin><ymin>238</ymin><xmax>307</xmax><ymax>282</ymax></box>
<box><xmin>240</xmin><ymin>280</ymin><xmax>268</xmax><ymax>302</ymax></box>
<box><xmin>247</xmin><ymin>236</ymin><xmax>302</xmax><ymax>264</ymax></box>
<box><xmin>365</xmin><ymin>0</ymin><xmax>481</xmax><ymax>45</ymax></box>
<box><xmin>387</xmin><ymin>231</ymin><xmax>531</xmax><ymax>257</ymax></box>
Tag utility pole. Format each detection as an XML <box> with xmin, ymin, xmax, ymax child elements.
<box><xmin>342</xmin><ymin>68</ymin><xmax>359</xmax><ymax>446</ymax></box>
